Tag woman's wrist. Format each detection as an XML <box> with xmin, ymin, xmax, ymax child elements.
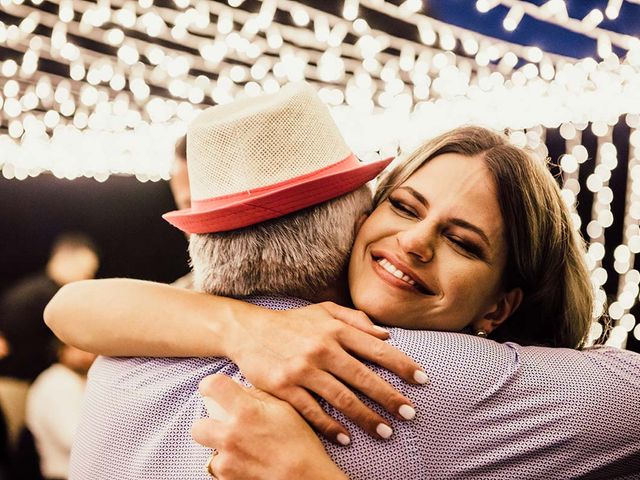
<box><xmin>212</xmin><ymin>297</ymin><xmax>273</xmax><ymax>361</ymax></box>
<box><xmin>317</xmin><ymin>462</ymin><xmax>349</xmax><ymax>480</ymax></box>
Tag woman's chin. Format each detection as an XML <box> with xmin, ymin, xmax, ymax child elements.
<box><xmin>354</xmin><ymin>296</ymin><xmax>416</xmax><ymax>329</ymax></box>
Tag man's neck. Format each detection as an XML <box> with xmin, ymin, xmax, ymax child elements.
<box><xmin>303</xmin><ymin>270</ymin><xmax>352</xmax><ymax>307</ymax></box>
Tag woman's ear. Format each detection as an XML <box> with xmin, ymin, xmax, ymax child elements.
<box><xmin>472</xmin><ymin>287</ymin><xmax>523</xmax><ymax>335</ymax></box>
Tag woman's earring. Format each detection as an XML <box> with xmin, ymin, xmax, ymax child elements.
<box><xmin>476</xmin><ymin>329</ymin><xmax>488</xmax><ymax>338</ymax></box>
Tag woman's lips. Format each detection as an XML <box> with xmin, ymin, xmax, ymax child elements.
<box><xmin>370</xmin><ymin>255</ymin><xmax>433</xmax><ymax>295</ymax></box>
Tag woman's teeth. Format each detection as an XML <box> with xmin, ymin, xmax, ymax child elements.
<box><xmin>377</xmin><ymin>258</ymin><xmax>416</xmax><ymax>286</ymax></box>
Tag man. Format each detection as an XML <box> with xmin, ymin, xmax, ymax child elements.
<box><xmin>25</xmin><ymin>342</ymin><xmax>96</xmax><ymax>480</ymax></box>
<box><xmin>0</xmin><ymin>233</ymin><xmax>98</xmax><ymax>448</ymax></box>
<box><xmin>69</xmin><ymin>82</ymin><xmax>392</xmax><ymax>478</ymax></box>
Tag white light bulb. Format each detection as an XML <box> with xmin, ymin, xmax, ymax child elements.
<box><xmin>589</xmin><ymin>243</ymin><xmax>606</xmax><ymax>262</ymax></box>
<box><xmin>3</xmin><ymin>79</ymin><xmax>19</xmax><ymax>97</ymax></box>
<box><xmin>2</xmin><ymin>59</ymin><xmax>18</xmax><ymax>77</ymax></box>
<box><xmin>526</xmin><ymin>47</ymin><xmax>543</xmax><ymax>63</ymax></box>
<box><xmin>400</xmin><ymin>0</ymin><xmax>422</xmax><ymax>15</ymax></box>
<box><xmin>217</xmin><ymin>11</ymin><xmax>233</xmax><ymax>35</ymax></box>
<box><xmin>291</xmin><ymin>7</ymin><xmax>310</xmax><ymax>27</ymax></box>
<box><xmin>591</xmin><ymin>121</ymin><xmax>608</xmax><ymax>137</ymax></box>
<box><xmin>560</xmin><ymin>154</ymin><xmax>578</xmax><ymax>173</ymax></box>
<box><xmin>503</xmin><ymin>6</ymin><xmax>525</xmax><ymax>32</ymax></box>
<box><xmin>582</xmin><ymin>9</ymin><xmax>604</xmax><ymax>29</ymax></box>
<box><xmin>418</xmin><ymin>20</ymin><xmax>436</xmax><ymax>46</ymax></box>
<box><xmin>605</xmin><ymin>0</ymin><xmax>622</xmax><ymax>20</ymax></box>
<box><xmin>597</xmin><ymin>35</ymin><xmax>612</xmax><ymax>60</ymax></box>
<box><xmin>475</xmin><ymin>0</ymin><xmax>500</xmax><ymax>13</ymax></box>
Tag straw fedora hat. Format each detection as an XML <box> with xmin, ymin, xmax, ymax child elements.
<box><xmin>163</xmin><ymin>81</ymin><xmax>392</xmax><ymax>234</ymax></box>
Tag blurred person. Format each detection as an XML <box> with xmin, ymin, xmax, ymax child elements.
<box><xmin>0</xmin><ymin>233</ymin><xmax>99</xmax><ymax>448</ymax></box>
<box><xmin>25</xmin><ymin>342</ymin><xmax>95</xmax><ymax>480</ymax></box>
<box><xmin>169</xmin><ymin>133</ymin><xmax>195</xmax><ymax>290</ymax></box>
<box><xmin>170</xmin><ymin>133</ymin><xmax>191</xmax><ymax>212</ymax></box>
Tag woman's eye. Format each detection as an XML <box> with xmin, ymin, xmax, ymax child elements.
<box><xmin>448</xmin><ymin>236</ymin><xmax>483</xmax><ymax>259</ymax></box>
<box><xmin>389</xmin><ymin>198</ymin><xmax>417</xmax><ymax>217</ymax></box>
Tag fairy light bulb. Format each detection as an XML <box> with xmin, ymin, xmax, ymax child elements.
<box><xmin>343</xmin><ymin>0</ymin><xmax>359</xmax><ymax>21</ymax></box>
<box><xmin>476</xmin><ymin>0</ymin><xmax>500</xmax><ymax>13</ymax></box>
<box><xmin>605</xmin><ymin>0</ymin><xmax>623</xmax><ymax>20</ymax></box>
<box><xmin>503</xmin><ymin>6</ymin><xmax>525</xmax><ymax>32</ymax></box>
<box><xmin>582</xmin><ymin>9</ymin><xmax>604</xmax><ymax>30</ymax></box>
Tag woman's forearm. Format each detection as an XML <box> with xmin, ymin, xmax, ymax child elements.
<box><xmin>44</xmin><ymin>278</ymin><xmax>261</xmax><ymax>357</ymax></box>
<box><xmin>45</xmin><ymin>278</ymin><xmax>426</xmax><ymax>443</ymax></box>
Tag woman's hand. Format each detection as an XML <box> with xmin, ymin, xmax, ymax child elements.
<box><xmin>223</xmin><ymin>301</ymin><xmax>429</xmax><ymax>444</ymax></box>
<box><xmin>193</xmin><ymin>375</ymin><xmax>349</xmax><ymax>480</ymax></box>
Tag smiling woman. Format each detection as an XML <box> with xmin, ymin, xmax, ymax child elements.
<box><xmin>356</xmin><ymin>126</ymin><xmax>593</xmax><ymax>348</ymax></box>
<box><xmin>350</xmin><ymin>151</ymin><xmax>518</xmax><ymax>334</ymax></box>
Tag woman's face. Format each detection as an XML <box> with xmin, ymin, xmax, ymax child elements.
<box><xmin>348</xmin><ymin>152</ymin><xmax>511</xmax><ymax>331</ymax></box>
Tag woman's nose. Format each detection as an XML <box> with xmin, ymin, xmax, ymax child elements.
<box><xmin>396</xmin><ymin>221</ymin><xmax>435</xmax><ymax>263</ymax></box>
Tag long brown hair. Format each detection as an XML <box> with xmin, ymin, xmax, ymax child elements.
<box><xmin>374</xmin><ymin>126</ymin><xmax>593</xmax><ymax>349</ymax></box>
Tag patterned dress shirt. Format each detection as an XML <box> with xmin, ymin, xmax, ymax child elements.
<box><xmin>70</xmin><ymin>296</ymin><xmax>640</xmax><ymax>479</ymax></box>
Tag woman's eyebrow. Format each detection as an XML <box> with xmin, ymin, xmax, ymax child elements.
<box><xmin>449</xmin><ymin>219</ymin><xmax>491</xmax><ymax>248</ymax></box>
<box><xmin>398</xmin><ymin>186</ymin><xmax>491</xmax><ymax>248</ymax></box>
<box><xmin>397</xmin><ymin>186</ymin><xmax>428</xmax><ymax>205</ymax></box>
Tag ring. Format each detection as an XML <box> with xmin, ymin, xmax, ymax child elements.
<box><xmin>205</xmin><ymin>449</ymin><xmax>218</xmax><ymax>478</ymax></box>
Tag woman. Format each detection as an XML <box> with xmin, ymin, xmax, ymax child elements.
<box><xmin>45</xmin><ymin>126</ymin><xmax>595</xmax><ymax>442</ymax></box>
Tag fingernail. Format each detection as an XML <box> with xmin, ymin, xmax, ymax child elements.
<box><xmin>337</xmin><ymin>433</ymin><xmax>351</xmax><ymax>446</ymax></box>
<box><xmin>398</xmin><ymin>404</ymin><xmax>416</xmax><ymax>420</ymax></box>
<box><xmin>413</xmin><ymin>370</ymin><xmax>429</xmax><ymax>385</ymax></box>
<box><xmin>373</xmin><ymin>325</ymin><xmax>389</xmax><ymax>334</ymax></box>
<box><xmin>376</xmin><ymin>423</ymin><xmax>393</xmax><ymax>439</ymax></box>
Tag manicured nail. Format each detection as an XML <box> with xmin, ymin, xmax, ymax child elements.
<box><xmin>413</xmin><ymin>370</ymin><xmax>429</xmax><ymax>385</ymax></box>
<box><xmin>337</xmin><ymin>433</ymin><xmax>351</xmax><ymax>446</ymax></box>
<box><xmin>373</xmin><ymin>325</ymin><xmax>389</xmax><ymax>334</ymax></box>
<box><xmin>376</xmin><ymin>423</ymin><xmax>393</xmax><ymax>439</ymax></box>
<box><xmin>398</xmin><ymin>404</ymin><xmax>416</xmax><ymax>420</ymax></box>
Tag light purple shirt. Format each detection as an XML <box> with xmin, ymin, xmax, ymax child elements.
<box><xmin>70</xmin><ymin>296</ymin><xmax>640</xmax><ymax>479</ymax></box>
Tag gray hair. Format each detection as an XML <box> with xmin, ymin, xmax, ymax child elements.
<box><xmin>189</xmin><ymin>185</ymin><xmax>372</xmax><ymax>299</ymax></box>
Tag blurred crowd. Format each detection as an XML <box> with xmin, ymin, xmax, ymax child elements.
<box><xmin>0</xmin><ymin>233</ymin><xmax>98</xmax><ymax>479</ymax></box>
<box><xmin>0</xmin><ymin>136</ymin><xmax>188</xmax><ymax>480</ymax></box>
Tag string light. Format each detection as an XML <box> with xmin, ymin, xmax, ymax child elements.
<box><xmin>478</xmin><ymin>0</ymin><xmax>636</xmax><ymax>51</ymax></box>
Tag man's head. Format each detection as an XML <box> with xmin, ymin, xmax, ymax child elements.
<box><xmin>189</xmin><ymin>185</ymin><xmax>371</xmax><ymax>301</ymax></box>
<box><xmin>162</xmin><ymin>82</ymin><xmax>391</xmax><ymax>301</ymax></box>
<box><xmin>46</xmin><ymin>232</ymin><xmax>100</xmax><ymax>286</ymax></box>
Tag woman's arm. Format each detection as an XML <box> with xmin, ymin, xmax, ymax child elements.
<box><xmin>193</xmin><ymin>374</ymin><xmax>349</xmax><ymax>480</ymax></box>
<box><xmin>45</xmin><ymin>279</ymin><xmax>429</xmax><ymax>442</ymax></box>
<box><xmin>45</xmin><ymin>278</ymin><xmax>251</xmax><ymax>358</ymax></box>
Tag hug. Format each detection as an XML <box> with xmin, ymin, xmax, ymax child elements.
<box><xmin>46</xmin><ymin>82</ymin><xmax>640</xmax><ymax>479</ymax></box>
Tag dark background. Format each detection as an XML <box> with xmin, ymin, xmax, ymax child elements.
<box><xmin>0</xmin><ymin>175</ymin><xmax>190</xmax><ymax>292</ymax></box>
